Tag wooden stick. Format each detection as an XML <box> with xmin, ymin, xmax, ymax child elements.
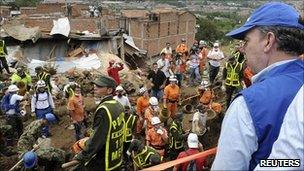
<box><xmin>61</xmin><ymin>160</ymin><xmax>80</xmax><ymax>169</ymax></box>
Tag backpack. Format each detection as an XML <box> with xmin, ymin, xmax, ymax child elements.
<box><xmin>1</xmin><ymin>93</ymin><xmax>16</xmax><ymax>112</ymax></box>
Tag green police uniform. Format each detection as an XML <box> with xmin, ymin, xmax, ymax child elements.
<box><xmin>74</xmin><ymin>75</ymin><xmax>125</xmax><ymax>171</ymax></box>
<box><xmin>225</xmin><ymin>62</ymin><xmax>243</xmax><ymax>87</ymax></box>
<box><xmin>133</xmin><ymin>146</ymin><xmax>161</xmax><ymax>169</ymax></box>
<box><xmin>168</xmin><ymin>120</ymin><xmax>185</xmax><ymax>160</ymax></box>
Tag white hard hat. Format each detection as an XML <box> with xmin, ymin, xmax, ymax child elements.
<box><xmin>151</xmin><ymin>116</ymin><xmax>161</xmax><ymax>125</ymax></box>
<box><xmin>213</xmin><ymin>42</ymin><xmax>219</xmax><ymax>47</ymax></box>
<box><xmin>199</xmin><ymin>40</ymin><xmax>206</xmax><ymax>45</ymax></box>
<box><xmin>169</xmin><ymin>75</ymin><xmax>177</xmax><ymax>82</ymax></box>
<box><xmin>187</xmin><ymin>133</ymin><xmax>199</xmax><ymax>148</ymax></box>
<box><xmin>115</xmin><ymin>85</ymin><xmax>124</xmax><ymax>91</ymax></box>
<box><xmin>8</xmin><ymin>85</ymin><xmax>19</xmax><ymax>92</ymax></box>
<box><xmin>139</xmin><ymin>87</ymin><xmax>147</xmax><ymax>94</ymax></box>
<box><xmin>200</xmin><ymin>80</ymin><xmax>210</xmax><ymax>88</ymax></box>
<box><xmin>149</xmin><ymin>97</ymin><xmax>158</xmax><ymax>106</ymax></box>
<box><xmin>36</xmin><ymin>80</ymin><xmax>46</xmax><ymax>88</ymax></box>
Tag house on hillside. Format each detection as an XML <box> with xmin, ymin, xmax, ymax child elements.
<box><xmin>122</xmin><ymin>8</ymin><xmax>197</xmax><ymax>57</ymax></box>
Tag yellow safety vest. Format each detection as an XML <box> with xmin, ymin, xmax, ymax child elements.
<box><xmin>10</xmin><ymin>73</ymin><xmax>32</xmax><ymax>88</ymax></box>
<box><xmin>0</xmin><ymin>40</ymin><xmax>5</xmax><ymax>57</ymax></box>
<box><xmin>169</xmin><ymin>121</ymin><xmax>184</xmax><ymax>149</ymax></box>
<box><xmin>133</xmin><ymin>146</ymin><xmax>159</xmax><ymax>169</ymax></box>
<box><xmin>88</xmin><ymin>100</ymin><xmax>125</xmax><ymax>171</ymax></box>
<box><xmin>124</xmin><ymin>114</ymin><xmax>137</xmax><ymax>142</ymax></box>
<box><xmin>225</xmin><ymin>62</ymin><xmax>242</xmax><ymax>87</ymax></box>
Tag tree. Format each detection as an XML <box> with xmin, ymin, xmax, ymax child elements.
<box><xmin>14</xmin><ymin>0</ymin><xmax>41</xmax><ymax>7</ymax></box>
<box><xmin>195</xmin><ymin>18</ymin><xmax>222</xmax><ymax>43</ymax></box>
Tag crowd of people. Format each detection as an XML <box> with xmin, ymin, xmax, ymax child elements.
<box><xmin>0</xmin><ymin>1</ymin><xmax>303</xmax><ymax>171</ymax></box>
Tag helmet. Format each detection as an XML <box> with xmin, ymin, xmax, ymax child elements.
<box><xmin>187</xmin><ymin>133</ymin><xmax>199</xmax><ymax>148</ymax></box>
<box><xmin>151</xmin><ymin>116</ymin><xmax>161</xmax><ymax>125</ymax></box>
<box><xmin>35</xmin><ymin>66</ymin><xmax>43</xmax><ymax>71</ymax></box>
<box><xmin>139</xmin><ymin>87</ymin><xmax>147</xmax><ymax>94</ymax></box>
<box><xmin>169</xmin><ymin>75</ymin><xmax>177</xmax><ymax>82</ymax></box>
<box><xmin>149</xmin><ymin>97</ymin><xmax>158</xmax><ymax>106</ymax></box>
<box><xmin>36</xmin><ymin>80</ymin><xmax>46</xmax><ymax>88</ymax></box>
<box><xmin>200</xmin><ymin>80</ymin><xmax>210</xmax><ymax>88</ymax></box>
<box><xmin>8</xmin><ymin>85</ymin><xmax>19</xmax><ymax>92</ymax></box>
<box><xmin>115</xmin><ymin>85</ymin><xmax>124</xmax><ymax>92</ymax></box>
<box><xmin>199</xmin><ymin>40</ymin><xmax>207</xmax><ymax>45</ymax></box>
<box><xmin>213</xmin><ymin>42</ymin><xmax>220</xmax><ymax>47</ymax></box>
<box><xmin>181</xmin><ymin>38</ymin><xmax>186</xmax><ymax>42</ymax></box>
<box><xmin>23</xmin><ymin>151</ymin><xmax>37</xmax><ymax>169</ymax></box>
<box><xmin>45</xmin><ymin>113</ymin><xmax>57</xmax><ymax>123</ymax></box>
<box><xmin>72</xmin><ymin>137</ymin><xmax>89</xmax><ymax>154</ymax></box>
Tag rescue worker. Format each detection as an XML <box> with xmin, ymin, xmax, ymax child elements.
<box><xmin>72</xmin><ymin>75</ymin><xmax>125</xmax><ymax>171</ymax></box>
<box><xmin>17</xmin><ymin>113</ymin><xmax>57</xmax><ymax>154</ymax></box>
<box><xmin>126</xmin><ymin>139</ymin><xmax>161</xmax><ymax>170</ymax></box>
<box><xmin>31</xmin><ymin>80</ymin><xmax>55</xmax><ymax>138</ymax></box>
<box><xmin>113</xmin><ymin>85</ymin><xmax>131</xmax><ymax>108</ymax></box>
<box><xmin>135</xmin><ymin>87</ymin><xmax>149</xmax><ymax>135</ymax></box>
<box><xmin>163</xmin><ymin>75</ymin><xmax>181</xmax><ymax>119</ymax></box>
<box><xmin>176</xmin><ymin>38</ymin><xmax>189</xmax><ymax>61</ymax></box>
<box><xmin>198</xmin><ymin>40</ymin><xmax>209</xmax><ymax>72</ymax></box>
<box><xmin>146</xmin><ymin>116</ymin><xmax>168</xmax><ymax>156</ymax></box>
<box><xmin>160</xmin><ymin>42</ymin><xmax>173</xmax><ymax>61</ymax></box>
<box><xmin>35</xmin><ymin>66</ymin><xmax>52</xmax><ymax>92</ymax></box>
<box><xmin>67</xmin><ymin>85</ymin><xmax>86</xmax><ymax>141</ymax></box>
<box><xmin>2</xmin><ymin>85</ymin><xmax>27</xmax><ymax>142</ymax></box>
<box><xmin>168</xmin><ymin>112</ymin><xmax>188</xmax><ymax>160</ymax></box>
<box><xmin>199</xmin><ymin>80</ymin><xmax>222</xmax><ymax>114</ymax></box>
<box><xmin>144</xmin><ymin>97</ymin><xmax>160</xmax><ymax>131</ymax></box>
<box><xmin>10</xmin><ymin>67</ymin><xmax>32</xmax><ymax>92</ymax></box>
<box><xmin>173</xmin><ymin>133</ymin><xmax>207</xmax><ymax>171</ymax></box>
<box><xmin>222</xmin><ymin>56</ymin><xmax>244</xmax><ymax>106</ymax></box>
<box><xmin>0</xmin><ymin>39</ymin><xmax>11</xmax><ymax>74</ymax></box>
<box><xmin>123</xmin><ymin>105</ymin><xmax>137</xmax><ymax>169</ymax></box>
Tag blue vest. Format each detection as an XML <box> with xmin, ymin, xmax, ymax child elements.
<box><xmin>238</xmin><ymin>59</ymin><xmax>303</xmax><ymax>170</ymax></box>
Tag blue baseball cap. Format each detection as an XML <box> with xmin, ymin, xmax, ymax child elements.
<box><xmin>227</xmin><ymin>2</ymin><xmax>304</xmax><ymax>39</ymax></box>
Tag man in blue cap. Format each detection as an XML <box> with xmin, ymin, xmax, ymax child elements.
<box><xmin>212</xmin><ymin>2</ymin><xmax>304</xmax><ymax>170</ymax></box>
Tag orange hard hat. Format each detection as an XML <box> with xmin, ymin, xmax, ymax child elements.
<box><xmin>72</xmin><ymin>137</ymin><xmax>89</xmax><ymax>154</ymax></box>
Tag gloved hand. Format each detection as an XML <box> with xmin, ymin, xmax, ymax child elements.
<box><xmin>157</xmin><ymin>129</ymin><xmax>164</xmax><ymax>135</ymax></box>
<box><xmin>221</xmin><ymin>85</ymin><xmax>226</xmax><ymax>92</ymax></box>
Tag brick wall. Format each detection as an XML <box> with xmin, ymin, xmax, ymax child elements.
<box><xmin>20</xmin><ymin>7</ymin><xmax>37</xmax><ymax>15</ymax></box>
<box><xmin>0</xmin><ymin>6</ymin><xmax>11</xmax><ymax>17</ymax></box>
<box><xmin>127</xmin><ymin>11</ymin><xmax>196</xmax><ymax>57</ymax></box>
<box><xmin>36</xmin><ymin>3</ymin><xmax>65</xmax><ymax>13</ymax></box>
<box><xmin>70</xmin><ymin>19</ymin><xmax>98</xmax><ymax>32</ymax></box>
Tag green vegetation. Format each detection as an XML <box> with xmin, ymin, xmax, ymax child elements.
<box><xmin>196</xmin><ymin>12</ymin><xmax>246</xmax><ymax>46</ymax></box>
<box><xmin>11</xmin><ymin>0</ymin><xmax>41</xmax><ymax>7</ymax></box>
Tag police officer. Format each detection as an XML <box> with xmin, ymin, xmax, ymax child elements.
<box><xmin>126</xmin><ymin>139</ymin><xmax>161</xmax><ymax>170</ymax></box>
<box><xmin>72</xmin><ymin>75</ymin><xmax>125</xmax><ymax>171</ymax></box>
<box><xmin>168</xmin><ymin>112</ymin><xmax>188</xmax><ymax>160</ymax></box>
<box><xmin>0</xmin><ymin>39</ymin><xmax>10</xmax><ymax>74</ymax></box>
<box><xmin>222</xmin><ymin>56</ymin><xmax>244</xmax><ymax>107</ymax></box>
